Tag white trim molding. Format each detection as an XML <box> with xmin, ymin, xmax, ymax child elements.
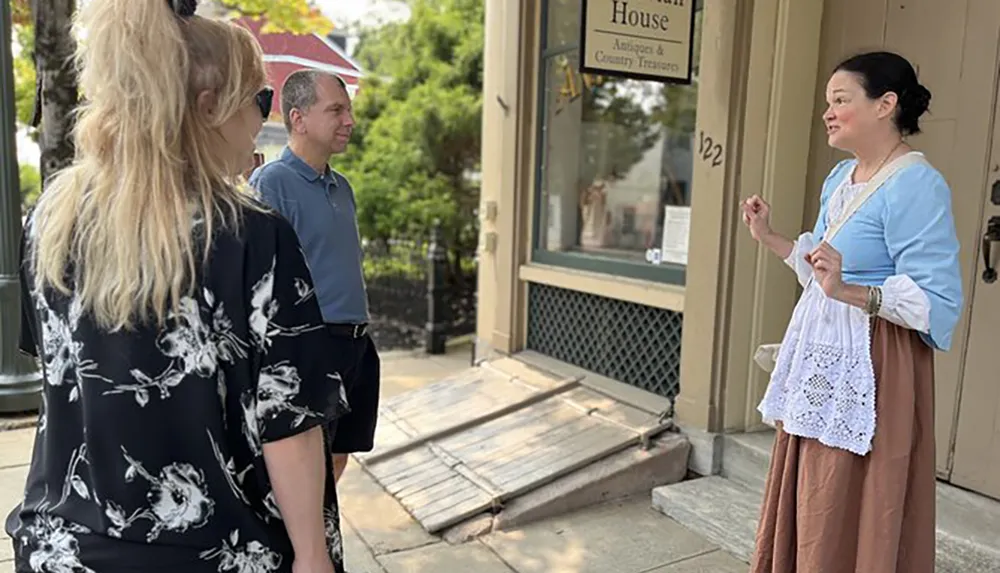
<box><xmin>314</xmin><ymin>33</ymin><xmax>365</xmax><ymax>74</ymax></box>
<box><xmin>262</xmin><ymin>55</ymin><xmax>364</xmax><ymax>79</ymax></box>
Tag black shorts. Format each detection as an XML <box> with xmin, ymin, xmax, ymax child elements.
<box><xmin>325</xmin><ymin>328</ymin><xmax>380</xmax><ymax>454</ymax></box>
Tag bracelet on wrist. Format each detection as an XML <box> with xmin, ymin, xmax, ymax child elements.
<box><xmin>864</xmin><ymin>286</ymin><xmax>883</xmax><ymax>316</ymax></box>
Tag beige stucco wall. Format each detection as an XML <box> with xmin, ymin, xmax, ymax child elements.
<box><xmin>476</xmin><ymin>0</ymin><xmax>999</xmax><ymax>459</ymax></box>
<box><xmin>475</xmin><ymin>0</ymin><xmax>825</xmax><ymax>434</ymax></box>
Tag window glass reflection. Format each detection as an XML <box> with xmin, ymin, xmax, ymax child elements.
<box><xmin>535</xmin><ymin>4</ymin><xmax>702</xmax><ymax>274</ymax></box>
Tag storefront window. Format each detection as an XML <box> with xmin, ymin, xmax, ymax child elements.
<box><xmin>533</xmin><ymin>0</ymin><xmax>703</xmax><ymax>285</ymax></box>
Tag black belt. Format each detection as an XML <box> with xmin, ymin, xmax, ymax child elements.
<box><xmin>326</xmin><ymin>323</ymin><xmax>368</xmax><ymax>339</ymax></box>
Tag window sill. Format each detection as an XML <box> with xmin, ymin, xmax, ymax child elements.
<box><xmin>518</xmin><ymin>263</ymin><xmax>686</xmax><ymax>313</ymax></box>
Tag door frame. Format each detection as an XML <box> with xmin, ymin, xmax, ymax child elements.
<box><xmin>943</xmin><ymin>53</ymin><xmax>1000</xmax><ymax>493</ymax></box>
<box><xmin>937</xmin><ymin>0</ymin><xmax>1000</xmax><ymax>480</ymax></box>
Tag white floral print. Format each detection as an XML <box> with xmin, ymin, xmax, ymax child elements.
<box><xmin>262</xmin><ymin>492</ymin><xmax>281</xmax><ymax>521</ymax></box>
<box><xmin>249</xmin><ymin>261</ymin><xmax>277</xmax><ymax>351</ymax></box>
<box><xmin>208</xmin><ymin>289</ymin><xmax>249</xmax><ymax>363</ymax></box>
<box><xmin>160</xmin><ymin>297</ymin><xmax>218</xmax><ymax>376</ymax></box>
<box><xmin>293</xmin><ymin>278</ymin><xmax>314</xmax><ymax>305</ymax></box>
<box><xmin>37</xmin><ymin>296</ymin><xmax>79</xmax><ymax>387</ymax></box>
<box><xmin>36</xmin><ymin>293</ymin><xmax>108</xmax><ymax>402</ymax></box>
<box><xmin>257</xmin><ymin>361</ymin><xmax>323</xmax><ymax>429</ymax></box>
<box><xmin>9</xmin><ymin>210</ymin><xmax>348</xmax><ymax>573</ymax></box>
<box><xmin>20</xmin><ymin>513</ymin><xmax>94</xmax><ymax>573</ymax></box>
<box><xmin>250</xmin><ymin>257</ymin><xmax>324</xmax><ymax>353</ymax></box>
<box><xmin>101</xmin><ymin>288</ymin><xmax>252</xmax><ymax>407</ymax></box>
<box><xmin>324</xmin><ymin>507</ymin><xmax>343</xmax><ymax>565</ymax></box>
<box><xmin>200</xmin><ymin>529</ymin><xmax>283</xmax><ymax>573</ymax></box>
<box><xmin>56</xmin><ymin>444</ymin><xmax>98</xmax><ymax>509</ymax></box>
<box><xmin>207</xmin><ymin>431</ymin><xmax>253</xmax><ymax>508</ymax></box>
<box><xmin>105</xmin><ymin>448</ymin><xmax>215</xmax><ymax>541</ymax></box>
<box><xmin>100</xmin><ymin>295</ymin><xmax>216</xmax><ymax>406</ymax></box>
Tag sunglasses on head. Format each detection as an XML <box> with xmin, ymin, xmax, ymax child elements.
<box><xmin>256</xmin><ymin>87</ymin><xmax>274</xmax><ymax>120</ymax></box>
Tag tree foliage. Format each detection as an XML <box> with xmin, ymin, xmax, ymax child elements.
<box><xmin>11</xmin><ymin>0</ymin><xmax>331</xmax><ymax>131</ymax></box>
<box><xmin>11</xmin><ymin>0</ymin><xmax>30</xmax><ymax>24</ymax></box>
<box><xmin>580</xmin><ymin>76</ymin><xmax>662</xmax><ymax>185</ymax></box>
<box><xmin>334</xmin><ymin>0</ymin><xmax>484</xmax><ymax>255</ymax></box>
<box><xmin>19</xmin><ymin>164</ymin><xmax>41</xmax><ymax>208</ymax></box>
<box><xmin>12</xmin><ymin>14</ymin><xmax>35</xmax><ymax>128</ymax></box>
<box><xmin>220</xmin><ymin>0</ymin><xmax>333</xmax><ymax>34</ymax></box>
<box><xmin>8</xmin><ymin>0</ymin><xmax>332</xmax><ymax>206</ymax></box>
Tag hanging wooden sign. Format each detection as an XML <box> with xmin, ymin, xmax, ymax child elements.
<box><xmin>580</xmin><ymin>0</ymin><xmax>697</xmax><ymax>84</ymax></box>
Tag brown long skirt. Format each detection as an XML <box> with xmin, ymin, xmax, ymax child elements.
<box><xmin>750</xmin><ymin>318</ymin><xmax>936</xmax><ymax>573</ymax></box>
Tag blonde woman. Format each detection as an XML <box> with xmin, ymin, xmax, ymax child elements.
<box><xmin>4</xmin><ymin>1</ymin><xmax>348</xmax><ymax>572</ymax></box>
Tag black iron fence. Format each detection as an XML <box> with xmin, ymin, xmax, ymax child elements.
<box><xmin>362</xmin><ymin>223</ymin><xmax>477</xmax><ymax>353</ymax></box>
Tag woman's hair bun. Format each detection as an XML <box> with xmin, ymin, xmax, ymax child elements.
<box><xmin>169</xmin><ymin>0</ymin><xmax>198</xmax><ymax>18</ymax></box>
<box><xmin>895</xmin><ymin>82</ymin><xmax>931</xmax><ymax>136</ymax></box>
<box><xmin>905</xmin><ymin>84</ymin><xmax>932</xmax><ymax>115</ymax></box>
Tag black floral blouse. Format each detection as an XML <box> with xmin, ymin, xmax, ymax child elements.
<box><xmin>5</xmin><ymin>205</ymin><xmax>349</xmax><ymax>573</ymax></box>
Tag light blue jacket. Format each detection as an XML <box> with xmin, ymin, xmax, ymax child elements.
<box><xmin>812</xmin><ymin>157</ymin><xmax>963</xmax><ymax>351</ymax></box>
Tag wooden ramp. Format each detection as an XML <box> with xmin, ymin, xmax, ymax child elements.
<box><xmin>355</xmin><ymin>357</ymin><xmax>671</xmax><ymax>532</ymax></box>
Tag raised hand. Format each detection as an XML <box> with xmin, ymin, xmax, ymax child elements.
<box><xmin>741</xmin><ymin>195</ymin><xmax>772</xmax><ymax>241</ymax></box>
<box><xmin>807</xmin><ymin>242</ymin><xmax>845</xmax><ymax>299</ymax></box>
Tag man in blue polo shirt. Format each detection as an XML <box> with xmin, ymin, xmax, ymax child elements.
<box><xmin>249</xmin><ymin>70</ymin><xmax>378</xmax><ymax>484</ymax></box>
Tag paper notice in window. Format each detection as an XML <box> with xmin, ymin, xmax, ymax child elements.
<box><xmin>660</xmin><ymin>206</ymin><xmax>691</xmax><ymax>265</ymax></box>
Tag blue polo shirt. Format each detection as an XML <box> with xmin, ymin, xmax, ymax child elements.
<box><xmin>249</xmin><ymin>147</ymin><xmax>369</xmax><ymax>324</ymax></box>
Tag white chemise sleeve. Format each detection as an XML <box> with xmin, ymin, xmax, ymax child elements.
<box><xmin>878</xmin><ymin>275</ymin><xmax>931</xmax><ymax>333</ymax></box>
<box><xmin>783</xmin><ymin>236</ymin><xmax>931</xmax><ymax>333</ymax></box>
<box><xmin>783</xmin><ymin>232</ymin><xmax>818</xmax><ymax>288</ymax></box>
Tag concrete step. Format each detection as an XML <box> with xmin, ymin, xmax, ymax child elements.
<box><xmin>720</xmin><ymin>431</ymin><xmax>772</xmax><ymax>494</ymax></box>
<box><xmin>651</xmin><ymin>475</ymin><xmax>1000</xmax><ymax>572</ymax></box>
<box><xmin>651</xmin><ymin>476</ymin><xmax>761</xmax><ymax>562</ymax></box>
<box><xmin>688</xmin><ymin>429</ymin><xmax>1000</xmax><ymax>571</ymax></box>
<box><xmin>936</xmin><ymin>482</ymin><xmax>1000</xmax><ymax>573</ymax></box>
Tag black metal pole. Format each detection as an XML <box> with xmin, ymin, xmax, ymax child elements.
<box><xmin>0</xmin><ymin>0</ymin><xmax>42</xmax><ymax>413</ymax></box>
<box><xmin>425</xmin><ymin>221</ymin><xmax>447</xmax><ymax>355</ymax></box>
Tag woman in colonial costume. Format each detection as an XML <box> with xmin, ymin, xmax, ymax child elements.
<box><xmin>742</xmin><ymin>51</ymin><xmax>963</xmax><ymax>573</ymax></box>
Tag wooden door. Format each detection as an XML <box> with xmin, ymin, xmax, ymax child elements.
<box><xmin>871</xmin><ymin>0</ymin><xmax>1000</xmax><ymax>483</ymax></box>
<box><xmin>795</xmin><ymin>1</ymin><xmax>1000</xmax><ymax>477</ymax></box>
<box><xmin>948</xmin><ymin>80</ymin><xmax>1000</xmax><ymax>500</ymax></box>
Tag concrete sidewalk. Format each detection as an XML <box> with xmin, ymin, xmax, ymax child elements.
<box><xmin>0</xmin><ymin>342</ymin><xmax>747</xmax><ymax>573</ymax></box>
<box><xmin>340</xmin><ymin>455</ymin><xmax>746</xmax><ymax>573</ymax></box>
<box><xmin>344</xmin><ymin>343</ymin><xmax>745</xmax><ymax>572</ymax></box>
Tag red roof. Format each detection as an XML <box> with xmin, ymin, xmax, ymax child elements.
<box><xmin>235</xmin><ymin>17</ymin><xmax>364</xmax><ymax>120</ymax></box>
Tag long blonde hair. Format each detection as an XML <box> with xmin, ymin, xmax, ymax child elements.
<box><xmin>29</xmin><ymin>0</ymin><xmax>267</xmax><ymax>331</ymax></box>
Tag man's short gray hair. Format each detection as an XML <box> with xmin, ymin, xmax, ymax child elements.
<box><xmin>280</xmin><ymin>70</ymin><xmax>348</xmax><ymax>131</ymax></box>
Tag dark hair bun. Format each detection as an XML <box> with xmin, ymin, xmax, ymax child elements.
<box><xmin>897</xmin><ymin>83</ymin><xmax>931</xmax><ymax>136</ymax></box>
<box><xmin>169</xmin><ymin>0</ymin><xmax>198</xmax><ymax>17</ymax></box>
<box><xmin>906</xmin><ymin>84</ymin><xmax>931</xmax><ymax>114</ymax></box>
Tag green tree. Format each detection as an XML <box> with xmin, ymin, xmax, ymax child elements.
<box><xmin>335</xmin><ymin>0</ymin><xmax>484</xmax><ymax>258</ymax></box>
<box><xmin>11</xmin><ymin>0</ymin><xmax>34</xmax><ymax>127</ymax></box>
<box><xmin>219</xmin><ymin>0</ymin><xmax>332</xmax><ymax>34</ymax></box>
<box><xmin>19</xmin><ymin>164</ymin><xmax>41</xmax><ymax>209</ymax></box>
<box><xmin>11</xmin><ymin>0</ymin><xmax>332</xmax><ymax>192</ymax></box>
<box><xmin>578</xmin><ymin>74</ymin><xmax>662</xmax><ymax>186</ymax></box>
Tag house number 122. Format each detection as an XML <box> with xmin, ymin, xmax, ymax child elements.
<box><xmin>699</xmin><ymin>131</ymin><xmax>724</xmax><ymax>168</ymax></box>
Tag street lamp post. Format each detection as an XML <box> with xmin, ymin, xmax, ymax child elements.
<box><xmin>0</xmin><ymin>0</ymin><xmax>42</xmax><ymax>413</ymax></box>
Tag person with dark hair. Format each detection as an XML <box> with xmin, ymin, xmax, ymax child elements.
<box><xmin>6</xmin><ymin>1</ymin><xmax>348</xmax><ymax>572</ymax></box>
<box><xmin>741</xmin><ymin>51</ymin><xmax>963</xmax><ymax>572</ymax></box>
<box><xmin>250</xmin><ymin>70</ymin><xmax>380</xmax><ymax>487</ymax></box>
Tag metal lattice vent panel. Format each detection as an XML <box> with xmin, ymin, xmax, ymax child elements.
<box><xmin>526</xmin><ymin>283</ymin><xmax>683</xmax><ymax>400</ymax></box>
